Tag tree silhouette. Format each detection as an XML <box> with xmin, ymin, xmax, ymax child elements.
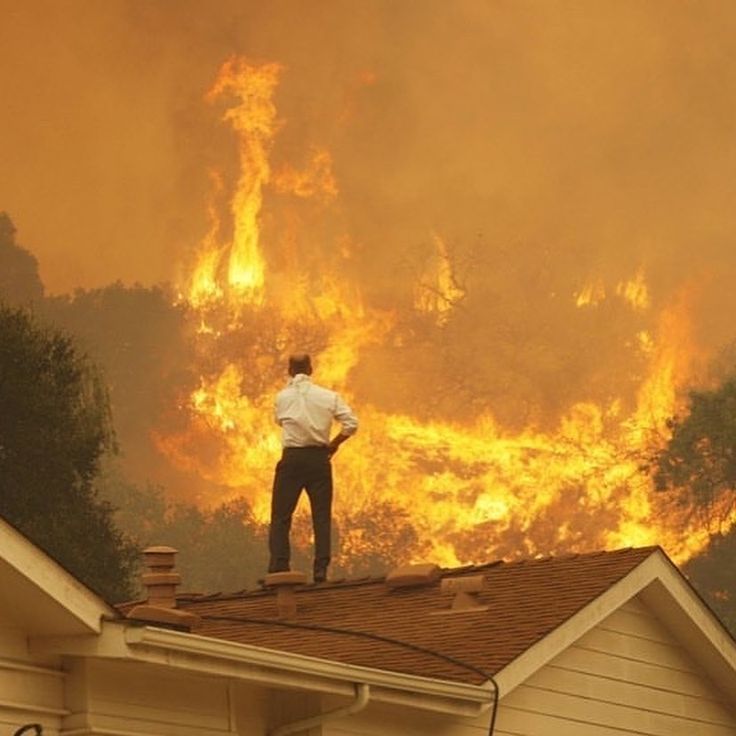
<box><xmin>654</xmin><ymin>377</ymin><xmax>736</xmax><ymax>531</ymax></box>
<box><xmin>0</xmin><ymin>305</ymin><xmax>137</xmax><ymax>601</ymax></box>
<box><xmin>0</xmin><ymin>213</ymin><xmax>44</xmax><ymax>305</ymax></box>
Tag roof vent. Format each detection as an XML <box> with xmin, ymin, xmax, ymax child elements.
<box><xmin>435</xmin><ymin>575</ymin><xmax>489</xmax><ymax>613</ymax></box>
<box><xmin>264</xmin><ymin>571</ymin><xmax>308</xmax><ymax>618</ymax></box>
<box><xmin>126</xmin><ymin>546</ymin><xmax>200</xmax><ymax>631</ymax></box>
<box><xmin>385</xmin><ymin>563</ymin><xmax>440</xmax><ymax>589</ymax></box>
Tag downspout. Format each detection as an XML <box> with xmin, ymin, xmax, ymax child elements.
<box><xmin>269</xmin><ymin>683</ymin><xmax>370</xmax><ymax>736</ymax></box>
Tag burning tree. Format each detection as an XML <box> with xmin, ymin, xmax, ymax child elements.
<box><xmin>146</xmin><ymin>54</ymin><xmax>736</xmax><ymax>576</ymax></box>
<box><xmin>655</xmin><ymin>376</ymin><xmax>736</xmax><ymax>532</ymax></box>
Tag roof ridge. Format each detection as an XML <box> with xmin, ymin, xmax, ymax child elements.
<box><xmin>497</xmin><ymin>545</ymin><xmax>659</xmax><ymax>566</ymax></box>
<box><xmin>123</xmin><ymin>547</ymin><xmax>662</xmax><ymax>608</ymax></box>
<box><xmin>174</xmin><ymin>573</ymin><xmax>390</xmax><ymax>603</ymax></box>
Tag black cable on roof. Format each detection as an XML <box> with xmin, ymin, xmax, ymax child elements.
<box><xmin>13</xmin><ymin>725</ymin><xmax>42</xmax><ymax>736</ymax></box>
<box><xmin>200</xmin><ymin>613</ymin><xmax>499</xmax><ymax>736</ymax></box>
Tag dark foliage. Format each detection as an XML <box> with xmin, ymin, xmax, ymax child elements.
<box><xmin>0</xmin><ymin>304</ymin><xmax>137</xmax><ymax>601</ymax></box>
<box><xmin>653</xmin><ymin>375</ymin><xmax>736</xmax><ymax>635</ymax></box>
<box><xmin>654</xmin><ymin>377</ymin><xmax>736</xmax><ymax>528</ymax></box>
<box><xmin>683</xmin><ymin>531</ymin><xmax>736</xmax><ymax>636</ymax></box>
<box><xmin>38</xmin><ymin>282</ymin><xmax>190</xmax><ymax>491</ymax></box>
<box><xmin>0</xmin><ymin>213</ymin><xmax>44</xmax><ymax>305</ymax></box>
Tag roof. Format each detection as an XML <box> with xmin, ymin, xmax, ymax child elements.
<box><xmin>130</xmin><ymin>547</ymin><xmax>658</xmax><ymax>685</ymax></box>
<box><xmin>0</xmin><ymin>515</ymin><xmax>114</xmax><ymax>635</ymax></box>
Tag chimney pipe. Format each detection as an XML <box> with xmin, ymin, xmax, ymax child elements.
<box><xmin>141</xmin><ymin>545</ymin><xmax>180</xmax><ymax>608</ymax></box>
<box><xmin>437</xmin><ymin>575</ymin><xmax>488</xmax><ymax>613</ymax></box>
<box><xmin>264</xmin><ymin>571</ymin><xmax>307</xmax><ymax>618</ymax></box>
<box><xmin>126</xmin><ymin>546</ymin><xmax>200</xmax><ymax>630</ymax></box>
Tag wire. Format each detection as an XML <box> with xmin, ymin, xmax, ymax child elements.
<box><xmin>200</xmin><ymin>614</ymin><xmax>499</xmax><ymax>736</ymax></box>
<box><xmin>13</xmin><ymin>726</ymin><xmax>42</xmax><ymax>736</ymax></box>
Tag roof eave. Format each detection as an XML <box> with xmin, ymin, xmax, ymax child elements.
<box><xmin>31</xmin><ymin>620</ymin><xmax>494</xmax><ymax>718</ymax></box>
<box><xmin>0</xmin><ymin>517</ymin><xmax>115</xmax><ymax>635</ymax></box>
<box><xmin>494</xmin><ymin>548</ymin><xmax>736</xmax><ymax>703</ymax></box>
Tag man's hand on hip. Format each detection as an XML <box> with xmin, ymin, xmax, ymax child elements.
<box><xmin>328</xmin><ymin>433</ymin><xmax>349</xmax><ymax>457</ymax></box>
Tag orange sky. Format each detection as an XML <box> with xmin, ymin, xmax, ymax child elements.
<box><xmin>1</xmin><ymin>0</ymin><xmax>735</xmax><ymax>328</ymax></box>
<box><xmin>5</xmin><ymin>1</ymin><xmax>736</xmax><ymax>567</ymax></box>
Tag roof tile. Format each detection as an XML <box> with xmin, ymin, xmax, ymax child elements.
<box><xmin>122</xmin><ymin>547</ymin><xmax>658</xmax><ymax>685</ymax></box>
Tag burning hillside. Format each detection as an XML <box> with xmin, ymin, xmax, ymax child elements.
<box><xmin>153</xmin><ymin>56</ymin><xmax>735</xmax><ymax>571</ymax></box>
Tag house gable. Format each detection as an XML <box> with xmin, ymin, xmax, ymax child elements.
<box><xmin>495</xmin><ymin>549</ymin><xmax>736</xmax><ymax>709</ymax></box>
<box><xmin>494</xmin><ymin>596</ymin><xmax>736</xmax><ymax>735</ymax></box>
<box><xmin>0</xmin><ymin>517</ymin><xmax>114</xmax><ymax>636</ymax></box>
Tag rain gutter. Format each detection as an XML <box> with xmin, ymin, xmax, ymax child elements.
<box><xmin>124</xmin><ymin>625</ymin><xmax>491</xmax><ymax>716</ymax></box>
<box><xmin>31</xmin><ymin>622</ymin><xmax>493</xmax><ymax>718</ymax></box>
<box><xmin>269</xmin><ymin>682</ymin><xmax>371</xmax><ymax>736</ymax></box>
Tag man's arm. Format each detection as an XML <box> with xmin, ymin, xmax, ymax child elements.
<box><xmin>274</xmin><ymin>395</ymin><xmax>282</xmax><ymax>426</ymax></box>
<box><xmin>329</xmin><ymin>394</ymin><xmax>358</xmax><ymax>456</ymax></box>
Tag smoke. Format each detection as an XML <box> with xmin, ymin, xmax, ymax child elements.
<box><xmin>3</xmin><ymin>1</ymin><xmax>736</xmax><ymax>425</ymax></box>
<box><xmin>0</xmin><ymin>2</ymin><xmax>732</xmax><ymax>283</ymax></box>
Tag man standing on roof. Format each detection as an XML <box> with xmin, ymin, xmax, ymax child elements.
<box><xmin>269</xmin><ymin>353</ymin><xmax>358</xmax><ymax>583</ymax></box>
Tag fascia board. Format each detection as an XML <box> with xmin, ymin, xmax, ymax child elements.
<box><xmin>32</xmin><ymin>621</ymin><xmax>493</xmax><ymax>718</ymax></box>
<box><xmin>125</xmin><ymin>625</ymin><xmax>493</xmax><ymax>716</ymax></box>
<box><xmin>0</xmin><ymin>518</ymin><xmax>114</xmax><ymax>634</ymax></box>
<box><xmin>639</xmin><ymin>551</ymin><xmax>736</xmax><ymax>703</ymax></box>
<box><xmin>495</xmin><ymin>549</ymin><xmax>736</xmax><ymax>700</ymax></box>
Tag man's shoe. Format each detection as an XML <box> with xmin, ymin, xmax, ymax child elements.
<box><xmin>269</xmin><ymin>560</ymin><xmax>290</xmax><ymax>574</ymax></box>
<box><xmin>314</xmin><ymin>568</ymin><xmax>328</xmax><ymax>584</ymax></box>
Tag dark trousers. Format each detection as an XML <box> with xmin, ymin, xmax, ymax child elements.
<box><xmin>268</xmin><ymin>447</ymin><xmax>333</xmax><ymax>574</ymax></box>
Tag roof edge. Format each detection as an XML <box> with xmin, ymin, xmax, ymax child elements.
<box><xmin>0</xmin><ymin>516</ymin><xmax>115</xmax><ymax>634</ymax></box>
<box><xmin>639</xmin><ymin>549</ymin><xmax>736</xmax><ymax>703</ymax></box>
<box><xmin>31</xmin><ymin>620</ymin><xmax>494</xmax><ymax>718</ymax></box>
<box><xmin>495</xmin><ymin>548</ymin><xmax>736</xmax><ymax>701</ymax></box>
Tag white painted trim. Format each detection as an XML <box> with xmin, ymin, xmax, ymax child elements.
<box><xmin>226</xmin><ymin>679</ymin><xmax>237</xmax><ymax>734</ymax></box>
<box><xmin>0</xmin><ymin>656</ymin><xmax>65</xmax><ymax>678</ymax></box>
<box><xmin>126</xmin><ymin>625</ymin><xmax>492</xmax><ymax>703</ymax></box>
<box><xmin>124</xmin><ymin>625</ymin><xmax>492</xmax><ymax>709</ymax></box>
<box><xmin>61</xmin><ymin>729</ymin><xmax>171</xmax><ymax>736</ymax></box>
<box><xmin>32</xmin><ymin>621</ymin><xmax>493</xmax><ymax>718</ymax></box>
<box><xmin>0</xmin><ymin>697</ymin><xmax>69</xmax><ymax>716</ymax></box>
<box><xmin>270</xmin><ymin>682</ymin><xmax>370</xmax><ymax>736</ymax></box>
<box><xmin>0</xmin><ymin>517</ymin><xmax>114</xmax><ymax>634</ymax></box>
<box><xmin>639</xmin><ymin>554</ymin><xmax>736</xmax><ymax>703</ymax></box>
<box><xmin>494</xmin><ymin>549</ymin><xmax>736</xmax><ymax>704</ymax></box>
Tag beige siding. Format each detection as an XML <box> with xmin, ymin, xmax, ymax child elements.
<box><xmin>63</xmin><ymin>658</ymin><xmax>242</xmax><ymax>735</ymax></box>
<box><xmin>0</xmin><ymin>625</ymin><xmax>66</xmax><ymax>735</ymax></box>
<box><xmin>494</xmin><ymin>597</ymin><xmax>736</xmax><ymax>736</ymax></box>
<box><xmin>232</xmin><ymin>681</ymin><xmax>268</xmax><ymax>735</ymax></box>
<box><xmin>324</xmin><ymin>700</ymin><xmax>489</xmax><ymax>736</ymax></box>
<box><xmin>265</xmin><ymin>687</ymin><xmax>325</xmax><ymax>736</ymax></box>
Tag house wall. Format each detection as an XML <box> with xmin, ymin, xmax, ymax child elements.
<box><xmin>61</xmin><ymin>658</ymin><xmax>266</xmax><ymax>736</ymax></box>
<box><xmin>60</xmin><ymin>656</ymin><xmax>376</xmax><ymax>736</ymax></box>
<box><xmin>493</xmin><ymin>596</ymin><xmax>736</xmax><ymax>736</ymax></box>
<box><xmin>324</xmin><ymin>596</ymin><xmax>736</xmax><ymax>736</ymax></box>
<box><xmin>323</xmin><ymin>699</ymin><xmax>491</xmax><ymax>736</ymax></box>
<box><xmin>0</xmin><ymin>620</ymin><xmax>66</xmax><ymax>736</ymax></box>
<box><xmin>4</xmin><ymin>591</ymin><xmax>735</xmax><ymax>736</ymax></box>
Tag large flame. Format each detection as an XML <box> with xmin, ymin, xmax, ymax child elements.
<box><xmin>187</xmin><ymin>58</ymin><xmax>283</xmax><ymax>308</ymax></box>
<box><xmin>158</xmin><ymin>56</ymin><xmax>736</xmax><ymax>571</ymax></box>
<box><xmin>414</xmin><ymin>234</ymin><xmax>465</xmax><ymax>325</ymax></box>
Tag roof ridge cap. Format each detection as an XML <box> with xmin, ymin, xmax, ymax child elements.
<box><xmin>143</xmin><ymin>547</ymin><xmax>665</xmax><ymax>606</ymax></box>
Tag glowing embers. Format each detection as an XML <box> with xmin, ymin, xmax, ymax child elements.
<box><xmin>575</xmin><ymin>278</ymin><xmax>606</xmax><ymax>308</ymax></box>
<box><xmin>575</xmin><ymin>267</ymin><xmax>649</xmax><ymax>312</ymax></box>
<box><xmin>414</xmin><ymin>234</ymin><xmax>465</xmax><ymax>325</ymax></box>
<box><xmin>616</xmin><ymin>268</ymin><xmax>650</xmax><ymax>311</ymax></box>
<box><xmin>273</xmin><ymin>147</ymin><xmax>338</xmax><ymax>203</ymax></box>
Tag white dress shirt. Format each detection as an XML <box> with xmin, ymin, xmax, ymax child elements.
<box><xmin>275</xmin><ymin>374</ymin><xmax>359</xmax><ymax>448</ymax></box>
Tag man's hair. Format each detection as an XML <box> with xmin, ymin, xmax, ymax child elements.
<box><xmin>288</xmin><ymin>353</ymin><xmax>312</xmax><ymax>376</ymax></box>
